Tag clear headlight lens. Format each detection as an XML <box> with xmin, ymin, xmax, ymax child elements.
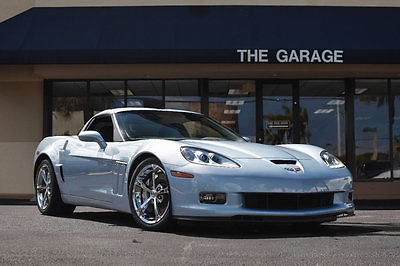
<box><xmin>180</xmin><ymin>147</ymin><xmax>240</xmax><ymax>168</ymax></box>
<box><xmin>320</xmin><ymin>150</ymin><xmax>345</xmax><ymax>169</ymax></box>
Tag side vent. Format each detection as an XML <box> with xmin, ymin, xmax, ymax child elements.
<box><xmin>56</xmin><ymin>164</ymin><xmax>65</xmax><ymax>182</ymax></box>
<box><xmin>271</xmin><ymin>160</ymin><xmax>297</xmax><ymax>165</ymax></box>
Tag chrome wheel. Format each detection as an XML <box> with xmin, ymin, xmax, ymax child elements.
<box><xmin>132</xmin><ymin>163</ymin><xmax>170</xmax><ymax>225</ymax></box>
<box><xmin>36</xmin><ymin>164</ymin><xmax>52</xmax><ymax>210</ymax></box>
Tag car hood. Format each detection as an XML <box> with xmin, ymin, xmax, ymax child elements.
<box><xmin>178</xmin><ymin>140</ymin><xmax>312</xmax><ymax>160</ymax></box>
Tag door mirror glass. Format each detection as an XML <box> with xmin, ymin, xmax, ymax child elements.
<box><xmin>78</xmin><ymin>131</ymin><xmax>107</xmax><ymax>149</ymax></box>
<box><xmin>242</xmin><ymin>136</ymin><xmax>251</xmax><ymax>142</ymax></box>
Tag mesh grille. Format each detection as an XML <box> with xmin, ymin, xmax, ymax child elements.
<box><xmin>243</xmin><ymin>192</ymin><xmax>334</xmax><ymax>211</ymax></box>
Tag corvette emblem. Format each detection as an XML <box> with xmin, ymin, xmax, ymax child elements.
<box><xmin>284</xmin><ymin>167</ymin><xmax>301</xmax><ymax>173</ymax></box>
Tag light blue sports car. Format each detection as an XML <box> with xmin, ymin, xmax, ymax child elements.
<box><xmin>34</xmin><ymin>108</ymin><xmax>354</xmax><ymax>230</ymax></box>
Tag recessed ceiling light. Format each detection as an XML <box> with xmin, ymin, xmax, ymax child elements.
<box><xmin>224</xmin><ymin>109</ymin><xmax>241</xmax><ymax>114</ymax></box>
<box><xmin>326</xmin><ymin>99</ymin><xmax>345</xmax><ymax>105</ymax></box>
<box><xmin>228</xmin><ymin>89</ymin><xmax>248</xmax><ymax>95</ymax></box>
<box><xmin>221</xmin><ymin>120</ymin><xmax>236</xmax><ymax>124</ymax></box>
<box><xmin>109</xmin><ymin>89</ymin><xmax>133</xmax><ymax>96</ymax></box>
<box><xmin>109</xmin><ymin>89</ymin><xmax>125</xmax><ymax>96</ymax></box>
<box><xmin>226</xmin><ymin>100</ymin><xmax>245</xmax><ymax>105</ymax></box>
<box><xmin>314</xmin><ymin>108</ymin><xmax>334</xmax><ymax>114</ymax></box>
<box><xmin>355</xmin><ymin>88</ymin><xmax>368</xmax><ymax>94</ymax></box>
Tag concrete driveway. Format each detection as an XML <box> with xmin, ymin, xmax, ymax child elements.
<box><xmin>0</xmin><ymin>205</ymin><xmax>399</xmax><ymax>265</ymax></box>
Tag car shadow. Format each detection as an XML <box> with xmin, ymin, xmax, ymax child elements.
<box><xmin>67</xmin><ymin>210</ymin><xmax>399</xmax><ymax>239</ymax></box>
<box><xmin>69</xmin><ymin>211</ymin><xmax>137</xmax><ymax>228</ymax></box>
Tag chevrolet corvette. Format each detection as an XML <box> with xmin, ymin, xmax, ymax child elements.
<box><xmin>34</xmin><ymin>108</ymin><xmax>354</xmax><ymax>230</ymax></box>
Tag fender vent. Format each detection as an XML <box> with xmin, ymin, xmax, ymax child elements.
<box><xmin>271</xmin><ymin>160</ymin><xmax>297</xmax><ymax>165</ymax></box>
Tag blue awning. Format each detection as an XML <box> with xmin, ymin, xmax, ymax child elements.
<box><xmin>0</xmin><ymin>6</ymin><xmax>400</xmax><ymax>64</ymax></box>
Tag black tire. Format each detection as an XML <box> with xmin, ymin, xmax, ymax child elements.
<box><xmin>128</xmin><ymin>157</ymin><xmax>172</xmax><ymax>231</ymax></box>
<box><xmin>35</xmin><ymin>159</ymin><xmax>75</xmax><ymax>216</ymax></box>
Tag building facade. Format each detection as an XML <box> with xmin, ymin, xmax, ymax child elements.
<box><xmin>1</xmin><ymin>0</ymin><xmax>400</xmax><ymax>200</ymax></box>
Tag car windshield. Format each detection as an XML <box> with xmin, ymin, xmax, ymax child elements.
<box><xmin>115</xmin><ymin>110</ymin><xmax>244</xmax><ymax>142</ymax></box>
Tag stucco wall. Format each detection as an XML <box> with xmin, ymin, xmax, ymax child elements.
<box><xmin>0</xmin><ymin>81</ymin><xmax>42</xmax><ymax>198</ymax></box>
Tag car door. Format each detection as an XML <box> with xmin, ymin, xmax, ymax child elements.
<box><xmin>60</xmin><ymin>115</ymin><xmax>119</xmax><ymax>203</ymax></box>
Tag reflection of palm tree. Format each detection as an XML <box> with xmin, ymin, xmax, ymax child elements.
<box><xmin>263</xmin><ymin>105</ymin><xmax>309</xmax><ymax>144</ymax></box>
<box><xmin>55</xmin><ymin>96</ymin><xmax>116</xmax><ymax>119</ymax></box>
<box><xmin>359</xmin><ymin>95</ymin><xmax>386</xmax><ymax>107</ymax></box>
<box><xmin>54</xmin><ymin>97</ymin><xmax>84</xmax><ymax>119</ymax></box>
<box><xmin>264</xmin><ymin>105</ymin><xmax>292</xmax><ymax>144</ymax></box>
<box><xmin>363</xmin><ymin>127</ymin><xmax>378</xmax><ymax>160</ymax></box>
<box><xmin>300</xmin><ymin>107</ymin><xmax>310</xmax><ymax>144</ymax></box>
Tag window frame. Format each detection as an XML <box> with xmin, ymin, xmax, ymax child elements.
<box><xmin>82</xmin><ymin>114</ymin><xmax>123</xmax><ymax>142</ymax></box>
<box><xmin>45</xmin><ymin>77</ymin><xmax>400</xmax><ymax>181</ymax></box>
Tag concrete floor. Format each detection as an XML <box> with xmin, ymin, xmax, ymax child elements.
<box><xmin>0</xmin><ymin>205</ymin><xmax>399</xmax><ymax>265</ymax></box>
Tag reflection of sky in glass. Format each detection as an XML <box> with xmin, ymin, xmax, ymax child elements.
<box><xmin>355</xmin><ymin>97</ymin><xmax>389</xmax><ymax>156</ymax></box>
<box><xmin>263</xmin><ymin>97</ymin><xmax>292</xmax><ymax>144</ymax></box>
<box><xmin>393</xmin><ymin>96</ymin><xmax>400</xmax><ymax>174</ymax></box>
<box><xmin>165</xmin><ymin>96</ymin><xmax>200</xmax><ymax>102</ymax></box>
<box><xmin>393</xmin><ymin>97</ymin><xmax>400</xmax><ymax>141</ymax></box>
<box><xmin>300</xmin><ymin>98</ymin><xmax>345</xmax><ymax>156</ymax></box>
<box><xmin>209</xmin><ymin>97</ymin><xmax>255</xmax><ymax>137</ymax></box>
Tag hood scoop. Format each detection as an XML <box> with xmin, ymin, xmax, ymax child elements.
<box><xmin>271</xmin><ymin>160</ymin><xmax>297</xmax><ymax>165</ymax></box>
<box><xmin>270</xmin><ymin>159</ymin><xmax>304</xmax><ymax>174</ymax></box>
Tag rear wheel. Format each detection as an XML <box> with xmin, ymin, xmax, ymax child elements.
<box><xmin>129</xmin><ymin>158</ymin><xmax>172</xmax><ymax>230</ymax></box>
<box><xmin>35</xmin><ymin>159</ymin><xmax>75</xmax><ymax>216</ymax></box>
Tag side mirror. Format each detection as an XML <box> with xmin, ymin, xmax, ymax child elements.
<box><xmin>242</xmin><ymin>136</ymin><xmax>251</xmax><ymax>142</ymax></box>
<box><xmin>78</xmin><ymin>131</ymin><xmax>107</xmax><ymax>149</ymax></box>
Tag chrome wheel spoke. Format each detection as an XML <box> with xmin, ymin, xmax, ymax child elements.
<box><xmin>151</xmin><ymin>165</ymin><xmax>157</xmax><ymax>189</ymax></box>
<box><xmin>36</xmin><ymin>185</ymin><xmax>46</xmax><ymax>193</ymax></box>
<box><xmin>157</xmin><ymin>187</ymin><xmax>169</xmax><ymax>195</ymax></box>
<box><xmin>136</xmin><ymin>179</ymin><xmax>152</xmax><ymax>193</ymax></box>
<box><xmin>42</xmin><ymin>191</ymin><xmax>48</xmax><ymax>205</ymax></box>
<box><xmin>41</xmin><ymin>169</ymin><xmax>50</xmax><ymax>185</ymax></box>
<box><xmin>153</xmin><ymin>198</ymin><xmax>159</xmax><ymax>219</ymax></box>
<box><xmin>138</xmin><ymin>196</ymin><xmax>152</xmax><ymax>213</ymax></box>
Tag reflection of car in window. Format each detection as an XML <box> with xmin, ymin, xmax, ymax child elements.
<box><xmin>33</xmin><ymin>108</ymin><xmax>355</xmax><ymax>231</ymax></box>
<box><xmin>357</xmin><ymin>160</ymin><xmax>391</xmax><ymax>180</ymax></box>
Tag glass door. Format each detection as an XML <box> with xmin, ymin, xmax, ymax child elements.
<box><xmin>262</xmin><ymin>81</ymin><xmax>293</xmax><ymax>144</ymax></box>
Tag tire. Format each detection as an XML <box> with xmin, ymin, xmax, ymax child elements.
<box><xmin>35</xmin><ymin>159</ymin><xmax>75</xmax><ymax>216</ymax></box>
<box><xmin>129</xmin><ymin>157</ymin><xmax>172</xmax><ymax>230</ymax></box>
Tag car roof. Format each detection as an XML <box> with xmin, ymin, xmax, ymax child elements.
<box><xmin>94</xmin><ymin>107</ymin><xmax>202</xmax><ymax>117</ymax></box>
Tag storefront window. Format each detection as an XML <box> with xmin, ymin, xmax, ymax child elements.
<box><xmin>165</xmin><ymin>80</ymin><xmax>200</xmax><ymax>112</ymax></box>
<box><xmin>209</xmin><ymin>80</ymin><xmax>256</xmax><ymax>141</ymax></box>
<box><xmin>127</xmin><ymin>80</ymin><xmax>163</xmax><ymax>108</ymax></box>
<box><xmin>262</xmin><ymin>82</ymin><xmax>293</xmax><ymax>144</ymax></box>
<box><xmin>299</xmin><ymin>80</ymin><xmax>346</xmax><ymax>161</ymax></box>
<box><xmin>391</xmin><ymin>79</ymin><xmax>400</xmax><ymax>180</ymax></box>
<box><xmin>90</xmin><ymin>81</ymin><xmax>124</xmax><ymax>114</ymax></box>
<box><xmin>52</xmin><ymin>81</ymin><xmax>86</xmax><ymax>136</ymax></box>
<box><xmin>355</xmin><ymin>79</ymin><xmax>390</xmax><ymax>181</ymax></box>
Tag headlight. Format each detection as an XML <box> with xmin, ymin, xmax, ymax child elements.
<box><xmin>320</xmin><ymin>150</ymin><xmax>345</xmax><ymax>169</ymax></box>
<box><xmin>180</xmin><ymin>147</ymin><xmax>240</xmax><ymax>168</ymax></box>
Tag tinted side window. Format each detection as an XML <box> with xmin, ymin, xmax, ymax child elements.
<box><xmin>87</xmin><ymin>116</ymin><xmax>114</xmax><ymax>142</ymax></box>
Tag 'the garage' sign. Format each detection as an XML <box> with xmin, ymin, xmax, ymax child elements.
<box><xmin>236</xmin><ymin>49</ymin><xmax>344</xmax><ymax>63</ymax></box>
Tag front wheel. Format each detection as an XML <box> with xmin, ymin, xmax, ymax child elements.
<box><xmin>128</xmin><ymin>158</ymin><xmax>172</xmax><ymax>230</ymax></box>
<box><xmin>35</xmin><ymin>159</ymin><xmax>75</xmax><ymax>216</ymax></box>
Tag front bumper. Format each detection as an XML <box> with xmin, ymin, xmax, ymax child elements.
<box><xmin>164</xmin><ymin>159</ymin><xmax>354</xmax><ymax>222</ymax></box>
<box><xmin>176</xmin><ymin>211</ymin><xmax>355</xmax><ymax>223</ymax></box>
<box><xmin>173</xmin><ymin>196</ymin><xmax>354</xmax><ymax>222</ymax></box>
